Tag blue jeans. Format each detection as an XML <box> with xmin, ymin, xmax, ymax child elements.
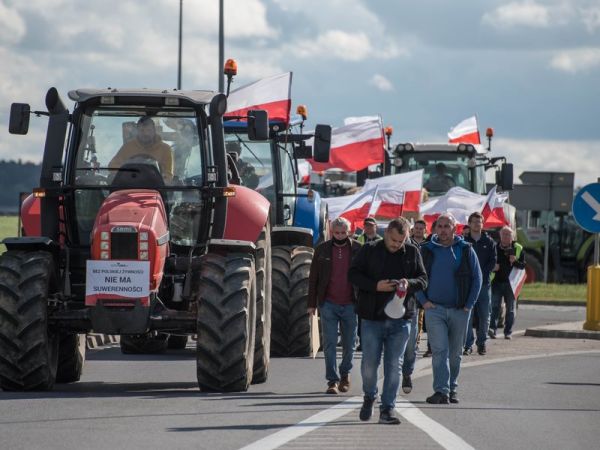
<box><xmin>402</xmin><ymin>313</ymin><xmax>419</xmax><ymax>376</ymax></box>
<box><xmin>319</xmin><ymin>301</ymin><xmax>357</xmax><ymax>382</ymax></box>
<box><xmin>361</xmin><ymin>318</ymin><xmax>411</xmax><ymax>410</ymax></box>
<box><xmin>465</xmin><ymin>284</ymin><xmax>491</xmax><ymax>348</ymax></box>
<box><xmin>425</xmin><ymin>305</ymin><xmax>470</xmax><ymax>395</ymax></box>
<box><xmin>490</xmin><ymin>281</ymin><xmax>515</xmax><ymax>336</ymax></box>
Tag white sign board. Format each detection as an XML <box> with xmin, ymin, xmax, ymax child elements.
<box><xmin>86</xmin><ymin>260</ymin><xmax>150</xmax><ymax>301</ymax></box>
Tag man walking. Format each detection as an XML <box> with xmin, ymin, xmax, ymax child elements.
<box><xmin>308</xmin><ymin>217</ymin><xmax>361</xmax><ymax>394</ymax></box>
<box><xmin>489</xmin><ymin>226</ymin><xmax>526</xmax><ymax>340</ymax></box>
<box><xmin>463</xmin><ymin>212</ymin><xmax>497</xmax><ymax>355</ymax></box>
<box><xmin>357</xmin><ymin>217</ymin><xmax>382</xmax><ymax>244</ymax></box>
<box><xmin>349</xmin><ymin>218</ymin><xmax>427</xmax><ymax>424</ymax></box>
<box><xmin>417</xmin><ymin>213</ymin><xmax>482</xmax><ymax>404</ymax></box>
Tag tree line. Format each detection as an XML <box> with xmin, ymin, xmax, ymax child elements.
<box><xmin>0</xmin><ymin>160</ymin><xmax>41</xmax><ymax>213</ymax></box>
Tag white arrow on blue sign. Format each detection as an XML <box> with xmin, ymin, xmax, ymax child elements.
<box><xmin>572</xmin><ymin>183</ymin><xmax>600</xmax><ymax>233</ymax></box>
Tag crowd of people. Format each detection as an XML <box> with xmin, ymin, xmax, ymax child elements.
<box><xmin>307</xmin><ymin>214</ymin><xmax>526</xmax><ymax>425</ymax></box>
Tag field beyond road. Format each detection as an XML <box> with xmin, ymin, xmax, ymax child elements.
<box><xmin>0</xmin><ymin>215</ymin><xmax>18</xmax><ymax>253</ymax></box>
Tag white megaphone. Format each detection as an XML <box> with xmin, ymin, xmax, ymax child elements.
<box><xmin>384</xmin><ymin>281</ymin><xmax>407</xmax><ymax>319</ymax></box>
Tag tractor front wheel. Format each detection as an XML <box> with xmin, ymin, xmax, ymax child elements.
<box><xmin>270</xmin><ymin>245</ymin><xmax>315</xmax><ymax>357</ymax></box>
<box><xmin>252</xmin><ymin>224</ymin><xmax>272</xmax><ymax>384</ymax></box>
<box><xmin>0</xmin><ymin>251</ymin><xmax>59</xmax><ymax>391</ymax></box>
<box><xmin>194</xmin><ymin>253</ymin><xmax>256</xmax><ymax>392</ymax></box>
<box><xmin>56</xmin><ymin>333</ymin><xmax>86</xmax><ymax>383</ymax></box>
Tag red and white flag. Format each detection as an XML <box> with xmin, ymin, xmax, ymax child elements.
<box><xmin>225</xmin><ymin>72</ymin><xmax>292</xmax><ymax>125</ymax></box>
<box><xmin>309</xmin><ymin>117</ymin><xmax>385</xmax><ymax>172</ymax></box>
<box><xmin>509</xmin><ymin>267</ymin><xmax>527</xmax><ymax>299</ymax></box>
<box><xmin>421</xmin><ymin>186</ymin><xmax>509</xmax><ymax>233</ymax></box>
<box><xmin>324</xmin><ymin>170</ymin><xmax>423</xmax><ymax>230</ymax></box>
<box><xmin>448</xmin><ymin>116</ymin><xmax>481</xmax><ymax>145</ymax></box>
<box><xmin>297</xmin><ymin>160</ymin><xmax>311</xmax><ymax>184</ymax></box>
<box><xmin>481</xmin><ymin>186</ymin><xmax>509</xmax><ymax>228</ymax></box>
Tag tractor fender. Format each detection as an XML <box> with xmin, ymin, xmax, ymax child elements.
<box><xmin>271</xmin><ymin>226</ymin><xmax>313</xmax><ymax>248</ymax></box>
<box><xmin>223</xmin><ymin>185</ymin><xmax>270</xmax><ymax>243</ymax></box>
<box><xmin>2</xmin><ymin>236</ymin><xmax>59</xmax><ymax>259</ymax></box>
<box><xmin>21</xmin><ymin>194</ymin><xmax>41</xmax><ymax>236</ymax></box>
<box><xmin>293</xmin><ymin>188</ymin><xmax>322</xmax><ymax>246</ymax></box>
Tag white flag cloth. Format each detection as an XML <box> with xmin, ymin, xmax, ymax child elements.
<box><xmin>448</xmin><ymin>116</ymin><xmax>481</xmax><ymax>145</ymax></box>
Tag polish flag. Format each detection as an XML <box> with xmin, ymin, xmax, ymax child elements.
<box><xmin>324</xmin><ymin>170</ymin><xmax>423</xmax><ymax>230</ymax></box>
<box><xmin>481</xmin><ymin>186</ymin><xmax>509</xmax><ymax>228</ymax></box>
<box><xmin>309</xmin><ymin>117</ymin><xmax>385</xmax><ymax>172</ymax></box>
<box><xmin>448</xmin><ymin>116</ymin><xmax>481</xmax><ymax>145</ymax></box>
<box><xmin>225</xmin><ymin>72</ymin><xmax>292</xmax><ymax>125</ymax></box>
<box><xmin>297</xmin><ymin>160</ymin><xmax>311</xmax><ymax>184</ymax></box>
<box><xmin>421</xmin><ymin>186</ymin><xmax>509</xmax><ymax>233</ymax></box>
<box><xmin>509</xmin><ymin>267</ymin><xmax>527</xmax><ymax>298</ymax></box>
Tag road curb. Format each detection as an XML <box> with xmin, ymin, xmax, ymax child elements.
<box><xmin>525</xmin><ymin>321</ymin><xmax>600</xmax><ymax>340</ymax></box>
<box><xmin>519</xmin><ymin>299</ymin><xmax>586</xmax><ymax>307</ymax></box>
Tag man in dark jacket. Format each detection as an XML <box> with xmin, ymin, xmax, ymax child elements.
<box><xmin>308</xmin><ymin>217</ymin><xmax>361</xmax><ymax>395</ymax></box>
<box><xmin>416</xmin><ymin>213</ymin><xmax>482</xmax><ymax>405</ymax></box>
<box><xmin>489</xmin><ymin>226</ymin><xmax>526</xmax><ymax>339</ymax></box>
<box><xmin>463</xmin><ymin>212</ymin><xmax>497</xmax><ymax>356</ymax></box>
<box><xmin>349</xmin><ymin>218</ymin><xmax>427</xmax><ymax>425</ymax></box>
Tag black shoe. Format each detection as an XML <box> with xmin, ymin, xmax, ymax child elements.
<box><xmin>449</xmin><ymin>391</ymin><xmax>459</xmax><ymax>404</ymax></box>
<box><xmin>378</xmin><ymin>408</ymin><xmax>401</xmax><ymax>425</ymax></box>
<box><xmin>426</xmin><ymin>392</ymin><xmax>449</xmax><ymax>404</ymax></box>
<box><xmin>359</xmin><ymin>396</ymin><xmax>375</xmax><ymax>421</ymax></box>
<box><xmin>423</xmin><ymin>349</ymin><xmax>432</xmax><ymax>357</ymax></box>
<box><xmin>463</xmin><ymin>347</ymin><xmax>472</xmax><ymax>356</ymax></box>
<box><xmin>402</xmin><ymin>375</ymin><xmax>412</xmax><ymax>394</ymax></box>
<box><xmin>477</xmin><ymin>344</ymin><xmax>486</xmax><ymax>355</ymax></box>
<box><xmin>488</xmin><ymin>330</ymin><xmax>497</xmax><ymax>339</ymax></box>
<box><xmin>504</xmin><ymin>334</ymin><xmax>512</xmax><ymax>340</ymax></box>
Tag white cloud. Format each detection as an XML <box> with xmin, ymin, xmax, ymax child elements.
<box><xmin>370</xmin><ymin>74</ymin><xmax>394</xmax><ymax>92</ymax></box>
<box><xmin>483</xmin><ymin>1</ymin><xmax>551</xmax><ymax>28</ymax></box>
<box><xmin>495</xmin><ymin>138</ymin><xmax>600</xmax><ymax>188</ymax></box>
<box><xmin>550</xmin><ymin>48</ymin><xmax>600</xmax><ymax>73</ymax></box>
<box><xmin>0</xmin><ymin>2</ymin><xmax>26</xmax><ymax>45</ymax></box>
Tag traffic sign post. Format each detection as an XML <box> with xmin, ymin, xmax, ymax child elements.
<box><xmin>572</xmin><ymin>183</ymin><xmax>600</xmax><ymax>331</ymax></box>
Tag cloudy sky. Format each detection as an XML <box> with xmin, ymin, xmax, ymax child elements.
<box><xmin>1</xmin><ymin>0</ymin><xmax>599</xmax><ymax>187</ymax></box>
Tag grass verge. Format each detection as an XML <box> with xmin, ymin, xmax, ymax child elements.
<box><xmin>521</xmin><ymin>282</ymin><xmax>587</xmax><ymax>302</ymax></box>
<box><xmin>0</xmin><ymin>216</ymin><xmax>19</xmax><ymax>254</ymax></box>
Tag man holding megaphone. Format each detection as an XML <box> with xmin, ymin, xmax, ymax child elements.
<box><xmin>349</xmin><ymin>217</ymin><xmax>427</xmax><ymax>425</ymax></box>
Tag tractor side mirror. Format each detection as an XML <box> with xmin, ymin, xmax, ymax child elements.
<box><xmin>9</xmin><ymin>103</ymin><xmax>31</xmax><ymax>135</ymax></box>
<box><xmin>312</xmin><ymin>124</ymin><xmax>331</xmax><ymax>163</ymax></box>
<box><xmin>247</xmin><ymin>110</ymin><xmax>269</xmax><ymax>141</ymax></box>
<box><xmin>496</xmin><ymin>163</ymin><xmax>513</xmax><ymax>191</ymax></box>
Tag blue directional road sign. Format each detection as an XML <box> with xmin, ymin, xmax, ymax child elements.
<box><xmin>572</xmin><ymin>183</ymin><xmax>600</xmax><ymax>233</ymax></box>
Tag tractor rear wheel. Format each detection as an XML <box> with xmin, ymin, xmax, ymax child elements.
<box><xmin>120</xmin><ymin>333</ymin><xmax>169</xmax><ymax>354</ymax></box>
<box><xmin>524</xmin><ymin>253</ymin><xmax>543</xmax><ymax>283</ymax></box>
<box><xmin>56</xmin><ymin>333</ymin><xmax>86</xmax><ymax>383</ymax></box>
<box><xmin>194</xmin><ymin>253</ymin><xmax>256</xmax><ymax>392</ymax></box>
<box><xmin>252</xmin><ymin>224</ymin><xmax>272</xmax><ymax>384</ymax></box>
<box><xmin>167</xmin><ymin>335</ymin><xmax>189</xmax><ymax>349</ymax></box>
<box><xmin>0</xmin><ymin>251</ymin><xmax>59</xmax><ymax>391</ymax></box>
<box><xmin>270</xmin><ymin>245</ymin><xmax>315</xmax><ymax>357</ymax></box>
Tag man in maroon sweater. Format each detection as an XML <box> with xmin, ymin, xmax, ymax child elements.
<box><xmin>308</xmin><ymin>217</ymin><xmax>362</xmax><ymax>394</ymax></box>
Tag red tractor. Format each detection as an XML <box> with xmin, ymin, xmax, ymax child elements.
<box><xmin>1</xmin><ymin>87</ymin><xmax>272</xmax><ymax>391</ymax></box>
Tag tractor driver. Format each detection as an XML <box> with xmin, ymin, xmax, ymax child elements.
<box><xmin>109</xmin><ymin>116</ymin><xmax>174</xmax><ymax>183</ymax></box>
<box><xmin>225</xmin><ymin>141</ymin><xmax>259</xmax><ymax>189</ymax></box>
<box><xmin>424</xmin><ymin>162</ymin><xmax>455</xmax><ymax>192</ymax></box>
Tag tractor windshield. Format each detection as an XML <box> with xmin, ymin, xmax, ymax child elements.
<box><xmin>224</xmin><ymin>133</ymin><xmax>275</xmax><ymax>205</ymax></box>
<box><xmin>397</xmin><ymin>151</ymin><xmax>486</xmax><ymax>196</ymax></box>
<box><xmin>71</xmin><ymin>107</ymin><xmax>207</xmax><ymax>247</ymax></box>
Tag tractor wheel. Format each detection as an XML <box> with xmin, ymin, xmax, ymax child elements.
<box><xmin>120</xmin><ymin>333</ymin><xmax>169</xmax><ymax>354</ymax></box>
<box><xmin>270</xmin><ymin>245</ymin><xmax>315</xmax><ymax>357</ymax></box>
<box><xmin>0</xmin><ymin>251</ymin><xmax>59</xmax><ymax>391</ymax></box>
<box><xmin>524</xmin><ymin>253</ymin><xmax>543</xmax><ymax>284</ymax></box>
<box><xmin>252</xmin><ymin>224</ymin><xmax>272</xmax><ymax>384</ymax></box>
<box><xmin>167</xmin><ymin>335</ymin><xmax>188</xmax><ymax>350</ymax></box>
<box><xmin>194</xmin><ymin>253</ymin><xmax>256</xmax><ymax>392</ymax></box>
<box><xmin>56</xmin><ymin>333</ymin><xmax>86</xmax><ymax>383</ymax></box>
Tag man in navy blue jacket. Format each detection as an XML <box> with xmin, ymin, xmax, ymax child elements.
<box><xmin>463</xmin><ymin>212</ymin><xmax>497</xmax><ymax>356</ymax></box>
<box><xmin>416</xmin><ymin>213</ymin><xmax>482</xmax><ymax>404</ymax></box>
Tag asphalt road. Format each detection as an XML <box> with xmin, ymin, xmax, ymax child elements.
<box><xmin>0</xmin><ymin>304</ymin><xmax>598</xmax><ymax>450</ymax></box>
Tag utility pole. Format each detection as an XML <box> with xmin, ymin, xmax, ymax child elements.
<box><xmin>177</xmin><ymin>0</ymin><xmax>183</xmax><ymax>89</ymax></box>
<box><xmin>218</xmin><ymin>0</ymin><xmax>224</xmax><ymax>92</ymax></box>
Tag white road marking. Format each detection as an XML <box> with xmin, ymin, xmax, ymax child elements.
<box><xmin>396</xmin><ymin>401</ymin><xmax>475</xmax><ymax>450</ymax></box>
<box><xmin>238</xmin><ymin>396</ymin><xmax>362</xmax><ymax>450</ymax></box>
<box><xmin>239</xmin><ymin>349</ymin><xmax>600</xmax><ymax>450</ymax></box>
